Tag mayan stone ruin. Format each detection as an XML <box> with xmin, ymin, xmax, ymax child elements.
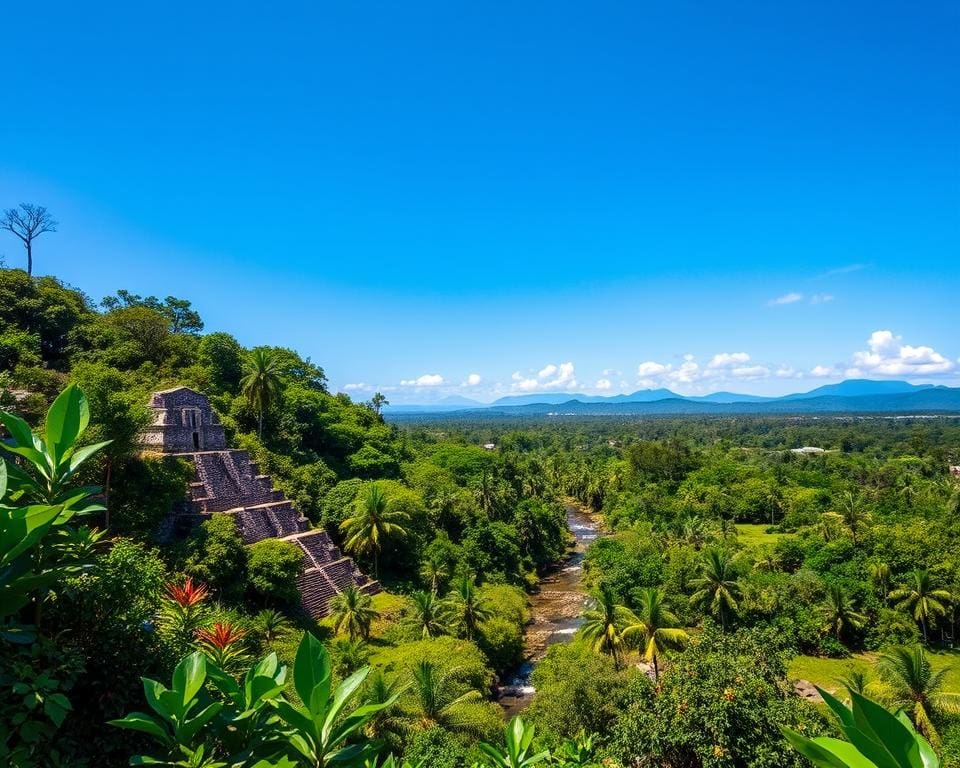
<box><xmin>142</xmin><ymin>386</ymin><xmax>379</xmax><ymax>617</ymax></box>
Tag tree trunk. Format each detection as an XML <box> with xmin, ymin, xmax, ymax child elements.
<box><xmin>26</xmin><ymin>240</ymin><xmax>32</xmax><ymax>276</ymax></box>
<box><xmin>258</xmin><ymin>411</ymin><xmax>263</xmax><ymax>439</ymax></box>
<box><xmin>921</xmin><ymin>616</ymin><xmax>928</xmax><ymax>644</ymax></box>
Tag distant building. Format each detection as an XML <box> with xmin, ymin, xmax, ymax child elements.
<box><xmin>950</xmin><ymin>465</ymin><xmax>960</xmax><ymax>477</ymax></box>
<box><xmin>791</xmin><ymin>446</ymin><xmax>826</xmax><ymax>455</ymax></box>
<box><xmin>482</xmin><ymin>443</ymin><xmax>496</xmax><ymax>451</ymax></box>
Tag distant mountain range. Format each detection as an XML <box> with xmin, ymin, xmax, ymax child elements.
<box><xmin>384</xmin><ymin>380</ymin><xmax>960</xmax><ymax>417</ymax></box>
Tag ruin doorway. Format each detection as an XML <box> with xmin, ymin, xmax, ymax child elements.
<box><xmin>184</xmin><ymin>408</ymin><xmax>203</xmax><ymax>451</ymax></box>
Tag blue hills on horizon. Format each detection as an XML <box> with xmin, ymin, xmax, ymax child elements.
<box><xmin>384</xmin><ymin>379</ymin><xmax>960</xmax><ymax>416</ymax></box>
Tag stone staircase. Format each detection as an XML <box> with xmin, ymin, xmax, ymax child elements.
<box><xmin>142</xmin><ymin>388</ymin><xmax>379</xmax><ymax>618</ymax></box>
<box><xmin>177</xmin><ymin>449</ymin><xmax>379</xmax><ymax>617</ymax></box>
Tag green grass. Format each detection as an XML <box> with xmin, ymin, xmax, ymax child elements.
<box><xmin>735</xmin><ymin>523</ymin><xmax>791</xmax><ymax>549</ymax></box>
<box><xmin>789</xmin><ymin>648</ymin><xmax>960</xmax><ymax>695</ymax></box>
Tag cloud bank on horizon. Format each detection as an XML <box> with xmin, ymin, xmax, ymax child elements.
<box><xmin>341</xmin><ymin>329</ymin><xmax>960</xmax><ymax>403</ymax></box>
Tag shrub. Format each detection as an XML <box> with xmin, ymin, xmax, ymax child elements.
<box><xmin>477</xmin><ymin>617</ymin><xmax>524</xmax><ymax>674</ymax></box>
<box><xmin>181</xmin><ymin>514</ymin><xmax>248</xmax><ymax>600</ymax></box>
<box><xmin>527</xmin><ymin>642</ymin><xmax>634</xmax><ymax>746</ymax></box>
<box><xmin>370</xmin><ymin>636</ymin><xmax>493</xmax><ymax>693</ymax></box>
<box><xmin>247</xmin><ymin>539</ymin><xmax>304</xmax><ymax>606</ymax></box>
<box><xmin>608</xmin><ymin>626</ymin><xmax>825</xmax><ymax>768</ymax></box>
<box><xmin>403</xmin><ymin>726</ymin><xmax>467</xmax><ymax>768</ymax></box>
<box><xmin>108</xmin><ymin>455</ymin><xmax>192</xmax><ymax>539</ymax></box>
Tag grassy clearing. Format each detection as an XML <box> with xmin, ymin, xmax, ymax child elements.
<box><xmin>735</xmin><ymin>523</ymin><xmax>791</xmax><ymax>549</ymax></box>
<box><xmin>789</xmin><ymin>648</ymin><xmax>960</xmax><ymax>695</ymax></box>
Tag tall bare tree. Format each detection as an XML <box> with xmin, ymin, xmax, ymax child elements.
<box><xmin>1</xmin><ymin>203</ymin><xmax>58</xmax><ymax>276</ymax></box>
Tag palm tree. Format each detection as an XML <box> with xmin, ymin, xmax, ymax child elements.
<box><xmin>869</xmin><ymin>562</ymin><xmax>891</xmax><ymax>601</ymax></box>
<box><xmin>330</xmin><ymin>584</ymin><xmax>380</xmax><ymax>641</ymax></box>
<box><xmin>680</xmin><ymin>517</ymin><xmax>708</xmax><ymax>550</ymax></box>
<box><xmin>419</xmin><ymin>554</ymin><xmax>449</xmax><ymax>594</ymax></box>
<box><xmin>890</xmin><ymin>569</ymin><xmax>952</xmax><ymax>644</ymax></box>
<box><xmin>449</xmin><ymin>576</ymin><xmax>493</xmax><ymax>641</ymax></box>
<box><xmin>252</xmin><ymin>608</ymin><xmax>292</xmax><ymax>643</ymax></box>
<box><xmin>580</xmin><ymin>584</ymin><xmax>637</xmax><ymax>669</ymax></box>
<box><xmin>407</xmin><ymin>591</ymin><xmax>451</xmax><ymax>639</ymax></box>
<box><xmin>715</xmin><ymin>517</ymin><xmax>738</xmax><ymax>542</ymax></box>
<box><xmin>370</xmin><ymin>392</ymin><xmax>389</xmax><ymax>416</ymax></box>
<box><xmin>332</xmin><ymin>637</ymin><xmax>371</xmax><ymax>677</ymax></box>
<box><xmin>240</xmin><ymin>348</ymin><xmax>283</xmax><ymax>438</ymax></box>
<box><xmin>879</xmin><ymin>645</ymin><xmax>956</xmax><ymax>748</ymax></box>
<box><xmin>836</xmin><ymin>491</ymin><xmax>870</xmax><ymax>545</ymax></box>
<box><xmin>753</xmin><ymin>549</ymin><xmax>780</xmax><ymax>573</ymax></box>
<box><xmin>623</xmin><ymin>587</ymin><xmax>689</xmax><ymax>680</ymax></box>
<box><xmin>818</xmin><ymin>512</ymin><xmax>844</xmax><ymax>543</ymax></box>
<box><xmin>405</xmin><ymin>660</ymin><xmax>488</xmax><ymax>737</ymax></box>
<box><xmin>340</xmin><ymin>483</ymin><xmax>409</xmax><ymax>577</ymax></box>
<box><xmin>363</xmin><ymin>669</ymin><xmax>406</xmax><ymax>743</ymax></box>
<box><xmin>837</xmin><ymin>668</ymin><xmax>872</xmax><ymax>700</ymax></box>
<box><xmin>817</xmin><ymin>584</ymin><xmax>867</xmax><ymax>643</ymax></box>
<box><xmin>689</xmin><ymin>548</ymin><xmax>742</xmax><ymax>631</ymax></box>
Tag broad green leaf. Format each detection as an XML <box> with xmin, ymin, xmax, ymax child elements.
<box><xmin>0</xmin><ymin>462</ymin><xmax>7</xmax><ymax>500</ymax></box>
<box><xmin>65</xmin><ymin>441</ymin><xmax>112</xmax><ymax>476</ymax></box>
<box><xmin>178</xmin><ymin>701</ymin><xmax>223</xmax><ymax>744</ymax></box>
<box><xmin>323</xmin><ymin>666</ymin><xmax>369</xmax><ymax>733</ymax></box>
<box><xmin>109</xmin><ymin>712</ymin><xmax>172</xmax><ymax>745</ymax></box>
<box><xmin>142</xmin><ymin>678</ymin><xmax>170</xmax><ymax>718</ymax></box>
<box><xmin>784</xmin><ymin>729</ymin><xmax>877</xmax><ymax>768</ymax></box>
<box><xmin>1</xmin><ymin>444</ymin><xmax>51</xmax><ymax>479</ymax></box>
<box><xmin>45</xmin><ymin>384</ymin><xmax>89</xmax><ymax>466</ymax></box>
<box><xmin>1</xmin><ymin>505</ymin><xmax>62</xmax><ymax>563</ymax></box>
<box><xmin>0</xmin><ymin>410</ymin><xmax>38</xmax><ymax>451</ymax></box>
<box><xmin>326</xmin><ymin>698</ymin><xmax>398</xmax><ymax>747</ymax></box>
<box><xmin>849</xmin><ymin>691</ymin><xmax>918</xmax><ymax>767</ymax></box>
<box><xmin>818</xmin><ymin>686</ymin><xmax>857</xmax><ymax>730</ymax></box>
<box><xmin>326</xmin><ymin>741</ymin><xmax>376</xmax><ymax>764</ymax></box>
<box><xmin>206</xmin><ymin>662</ymin><xmax>241</xmax><ymax>701</ymax></box>
<box><xmin>294</xmin><ymin>632</ymin><xmax>331</xmax><ymax>714</ymax></box>
<box><xmin>274</xmin><ymin>700</ymin><xmax>317</xmax><ymax>741</ymax></box>
<box><xmin>172</xmin><ymin>652</ymin><xmax>207</xmax><ymax>709</ymax></box>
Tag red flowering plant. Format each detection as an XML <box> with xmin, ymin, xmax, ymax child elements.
<box><xmin>195</xmin><ymin>621</ymin><xmax>250</xmax><ymax>671</ymax></box>
<box><xmin>159</xmin><ymin>577</ymin><xmax>211</xmax><ymax>656</ymax></box>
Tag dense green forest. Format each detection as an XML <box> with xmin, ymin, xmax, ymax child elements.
<box><xmin>3</xmin><ymin>267</ymin><xmax>960</xmax><ymax>767</ymax></box>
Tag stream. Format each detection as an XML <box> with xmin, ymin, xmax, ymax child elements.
<box><xmin>496</xmin><ymin>503</ymin><xmax>601</xmax><ymax>714</ymax></box>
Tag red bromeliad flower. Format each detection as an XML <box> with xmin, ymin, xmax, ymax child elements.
<box><xmin>196</xmin><ymin>621</ymin><xmax>246</xmax><ymax>650</ymax></box>
<box><xmin>165</xmin><ymin>577</ymin><xmax>210</xmax><ymax>608</ymax></box>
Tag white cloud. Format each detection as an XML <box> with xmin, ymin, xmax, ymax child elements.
<box><xmin>400</xmin><ymin>373</ymin><xmax>445</xmax><ymax>387</ymax></box>
<box><xmin>343</xmin><ymin>382</ymin><xmax>370</xmax><ymax>391</ymax></box>
<box><xmin>847</xmin><ymin>330</ymin><xmax>955</xmax><ymax>377</ymax></box>
<box><xmin>464</xmin><ymin>373</ymin><xmax>482</xmax><ymax>386</ymax></box>
<box><xmin>635</xmin><ymin>351</ymin><xmax>778</xmax><ymax>390</ymax></box>
<box><xmin>707</xmin><ymin>352</ymin><xmax>751</xmax><ymax>369</ymax></box>
<box><xmin>810</xmin><ymin>365</ymin><xmax>839</xmax><ymax>378</ymax></box>
<box><xmin>511</xmin><ymin>361</ymin><xmax>577</xmax><ymax>392</ymax></box>
<box><xmin>637</xmin><ymin>361</ymin><xmax>670</xmax><ymax>378</ymax></box>
<box><xmin>538</xmin><ymin>364</ymin><xmax>557</xmax><ymax>378</ymax></box>
<box><xmin>810</xmin><ymin>293</ymin><xmax>834</xmax><ymax>304</ymax></box>
<box><xmin>595</xmin><ymin>378</ymin><xmax>612</xmax><ymax>390</ymax></box>
<box><xmin>730</xmin><ymin>365</ymin><xmax>770</xmax><ymax>379</ymax></box>
<box><xmin>775</xmin><ymin>366</ymin><xmax>801</xmax><ymax>379</ymax></box>
<box><xmin>602</xmin><ymin>368</ymin><xmax>622</xmax><ymax>377</ymax></box>
<box><xmin>768</xmin><ymin>292</ymin><xmax>804</xmax><ymax>306</ymax></box>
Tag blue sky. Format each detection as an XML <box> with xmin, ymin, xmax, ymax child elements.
<box><xmin>1</xmin><ymin>2</ymin><xmax>957</xmax><ymax>403</ymax></box>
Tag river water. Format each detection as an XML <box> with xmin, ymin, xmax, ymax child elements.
<box><xmin>496</xmin><ymin>503</ymin><xmax>601</xmax><ymax>714</ymax></box>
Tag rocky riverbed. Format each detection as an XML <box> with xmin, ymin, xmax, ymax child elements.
<box><xmin>497</xmin><ymin>503</ymin><xmax>601</xmax><ymax>713</ymax></box>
